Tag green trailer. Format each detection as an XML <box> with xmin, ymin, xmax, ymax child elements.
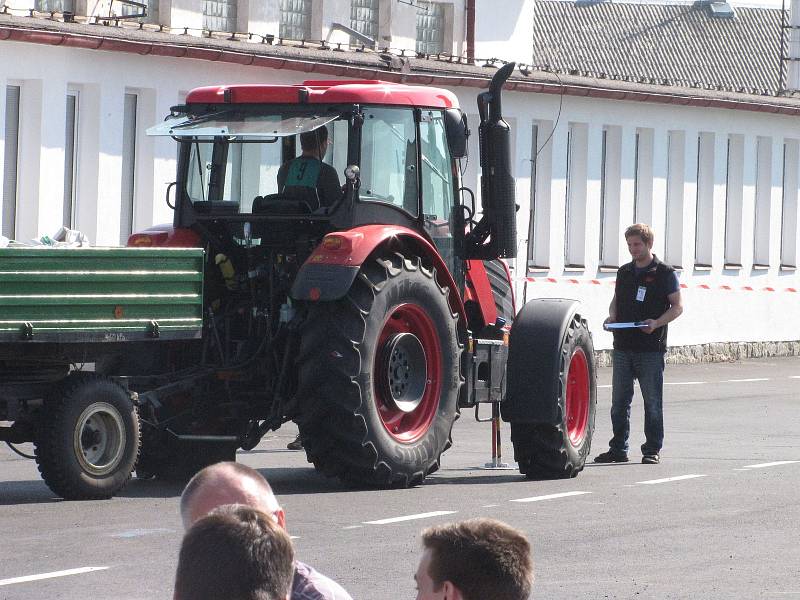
<box><xmin>0</xmin><ymin>246</ymin><xmax>204</xmax><ymax>499</ymax></box>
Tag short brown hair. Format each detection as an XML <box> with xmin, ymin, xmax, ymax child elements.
<box><xmin>421</xmin><ymin>518</ymin><xmax>533</xmax><ymax>600</ymax></box>
<box><xmin>625</xmin><ymin>223</ymin><xmax>654</xmax><ymax>247</ymax></box>
<box><xmin>174</xmin><ymin>505</ymin><xmax>295</xmax><ymax>600</ymax></box>
<box><xmin>299</xmin><ymin>126</ymin><xmax>328</xmax><ymax>152</ymax></box>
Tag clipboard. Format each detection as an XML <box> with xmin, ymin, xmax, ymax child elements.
<box><xmin>604</xmin><ymin>322</ymin><xmax>647</xmax><ymax>330</ymax></box>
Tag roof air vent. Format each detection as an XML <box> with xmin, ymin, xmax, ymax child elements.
<box><xmin>709</xmin><ymin>1</ymin><xmax>735</xmax><ymax>19</ymax></box>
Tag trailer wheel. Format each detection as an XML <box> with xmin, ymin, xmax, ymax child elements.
<box><xmin>510</xmin><ymin>315</ymin><xmax>596</xmax><ymax>479</ymax></box>
<box><xmin>34</xmin><ymin>374</ymin><xmax>140</xmax><ymax>499</ymax></box>
<box><xmin>297</xmin><ymin>252</ymin><xmax>461</xmax><ymax>487</ymax></box>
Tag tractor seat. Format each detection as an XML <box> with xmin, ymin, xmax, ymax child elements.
<box><xmin>252</xmin><ymin>190</ymin><xmax>316</xmax><ymax>215</ymax></box>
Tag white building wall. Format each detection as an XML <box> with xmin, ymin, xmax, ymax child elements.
<box><xmin>1</xmin><ymin>30</ymin><xmax>799</xmax><ymax>350</ymax></box>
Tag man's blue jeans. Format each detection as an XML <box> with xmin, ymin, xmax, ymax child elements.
<box><xmin>609</xmin><ymin>350</ymin><xmax>665</xmax><ymax>455</ymax></box>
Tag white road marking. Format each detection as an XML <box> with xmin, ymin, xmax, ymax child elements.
<box><xmin>111</xmin><ymin>528</ymin><xmax>173</xmax><ymax>538</ymax></box>
<box><xmin>722</xmin><ymin>378</ymin><xmax>770</xmax><ymax>383</ymax></box>
<box><xmin>364</xmin><ymin>510</ymin><xmax>457</xmax><ymax>525</ymax></box>
<box><xmin>742</xmin><ymin>460</ymin><xmax>800</xmax><ymax>469</ymax></box>
<box><xmin>664</xmin><ymin>381</ymin><xmax>705</xmax><ymax>386</ymax></box>
<box><xmin>0</xmin><ymin>567</ymin><xmax>109</xmax><ymax>587</ymax></box>
<box><xmin>510</xmin><ymin>491</ymin><xmax>591</xmax><ymax>503</ymax></box>
<box><xmin>598</xmin><ymin>384</ymin><xmax>612</xmax><ymax>389</ymax></box>
<box><xmin>636</xmin><ymin>474</ymin><xmax>706</xmax><ymax>485</ymax></box>
<box><xmin>790</xmin><ymin>376</ymin><xmax>800</xmax><ymax>379</ymax></box>
<box><xmin>482</xmin><ymin>504</ymin><xmax>500</xmax><ymax>508</ymax></box>
<box><xmin>342</xmin><ymin>525</ymin><xmax>363</xmax><ymax>530</ymax></box>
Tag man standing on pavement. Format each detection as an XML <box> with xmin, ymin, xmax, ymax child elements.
<box><xmin>595</xmin><ymin>223</ymin><xmax>683</xmax><ymax>465</ymax></box>
<box><xmin>180</xmin><ymin>462</ymin><xmax>353</xmax><ymax>600</ymax></box>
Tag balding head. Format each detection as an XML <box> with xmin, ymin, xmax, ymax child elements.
<box><xmin>180</xmin><ymin>462</ymin><xmax>285</xmax><ymax>531</ymax></box>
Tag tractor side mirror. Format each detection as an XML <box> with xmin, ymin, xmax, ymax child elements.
<box><xmin>444</xmin><ymin>109</ymin><xmax>469</xmax><ymax>159</ymax></box>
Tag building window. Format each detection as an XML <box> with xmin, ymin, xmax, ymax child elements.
<box><xmin>280</xmin><ymin>0</ymin><xmax>312</xmax><ymax>40</ymax></box>
<box><xmin>120</xmin><ymin>0</ymin><xmax>159</xmax><ymax>23</ymax></box>
<box><xmin>598</xmin><ymin>128</ymin><xmax>608</xmax><ymax>264</ymax></box>
<box><xmin>664</xmin><ymin>130</ymin><xmax>684</xmax><ymax>268</ymax></box>
<box><xmin>204</xmin><ymin>0</ymin><xmax>237</xmax><ymax>33</ymax></box>
<box><xmin>35</xmin><ymin>0</ymin><xmax>74</xmax><ymax>12</ymax></box>
<box><xmin>416</xmin><ymin>2</ymin><xmax>445</xmax><ymax>55</ymax></box>
<box><xmin>599</xmin><ymin>125</ymin><xmax>622</xmax><ymax>267</ymax></box>
<box><xmin>527</xmin><ymin>123</ymin><xmax>542</xmax><ymax>266</ymax></box>
<box><xmin>754</xmin><ymin>136</ymin><xmax>772</xmax><ymax>267</ymax></box>
<box><xmin>724</xmin><ymin>135</ymin><xmax>744</xmax><ymax>266</ymax></box>
<box><xmin>564</xmin><ymin>123</ymin><xmax>587</xmax><ymax>268</ymax></box>
<box><xmin>781</xmin><ymin>140</ymin><xmax>799</xmax><ymax>267</ymax></box>
<box><xmin>120</xmin><ymin>93</ymin><xmax>137</xmax><ymax>243</ymax></box>
<box><xmin>351</xmin><ymin>0</ymin><xmax>378</xmax><ymax>46</ymax></box>
<box><xmin>2</xmin><ymin>85</ymin><xmax>20</xmax><ymax>240</ymax></box>
<box><xmin>63</xmin><ymin>91</ymin><xmax>79</xmax><ymax>229</ymax></box>
<box><xmin>695</xmin><ymin>132</ymin><xmax>715</xmax><ymax>267</ymax></box>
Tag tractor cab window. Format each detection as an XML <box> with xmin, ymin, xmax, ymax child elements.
<box><xmin>420</xmin><ymin>110</ymin><xmax>457</xmax><ymax>268</ymax></box>
<box><xmin>359</xmin><ymin>107</ymin><xmax>419</xmax><ymax>217</ymax></box>
<box><xmin>156</xmin><ymin>112</ymin><xmax>343</xmax><ymax>214</ymax></box>
<box><xmin>186</xmin><ymin>139</ymin><xmax>282</xmax><ymax>213</ymax></box>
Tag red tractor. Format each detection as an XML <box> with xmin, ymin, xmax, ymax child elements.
<box><xmin>88</xmin><ymin>63</ymin><xmax>597</xmax><ymax>492</ymax></box>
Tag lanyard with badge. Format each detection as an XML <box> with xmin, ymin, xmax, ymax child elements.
<box><xmin>636</xmin><ymin>286</ymin><xmax>646</xmax><ymax>302</ymax></box>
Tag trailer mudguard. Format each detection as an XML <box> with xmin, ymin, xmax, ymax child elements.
<box><xmin>501</xmin><ymin>298</ymin><xmax>582</xmax><ymax>424</ymax></box>
<box><xmin>290</xmin><ymin>224</ymin><xmax>467</xmax><ymax>323</ymax></box>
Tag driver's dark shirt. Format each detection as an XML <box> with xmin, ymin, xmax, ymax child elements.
<box><xmin>277</xmin><ymin>157</ymin><xmax>342</xmax><ymax>208</ymax></box>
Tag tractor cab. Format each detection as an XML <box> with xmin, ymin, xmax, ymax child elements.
<box><xmin>148</xmin><ymin>80</ymin><xmax>472</xmax><ymax>280</ymax></box>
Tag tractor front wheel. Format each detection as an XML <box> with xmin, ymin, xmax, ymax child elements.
<box><xmin>510</xmin><ymin>315</ymin><xmax>597</xmax><ymax>479</ymax></box>
<box><xmin>297</xmin><ymin>252</ymin><xmax>461</xmax><ymax>487</ymax></box>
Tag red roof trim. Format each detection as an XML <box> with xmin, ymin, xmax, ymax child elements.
<box><xmin>3</xmin><ymin>24</ymin><xmax>800</xmax><ymax>116</ymax></box>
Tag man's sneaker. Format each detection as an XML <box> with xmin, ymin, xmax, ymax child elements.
<box><xmin>642</xmin><ymin>454</ymin><xmax>660</xmax><ymax>464</ymax></box>
<box><xmin>594</xmin><ymin>450</ymin><xmax>629</xmax><ymax>463</ymax></box>
<box><xmin>287</xmin><ymin>435</ymin><xmax>303</xmax><ymax>451</ymax></box>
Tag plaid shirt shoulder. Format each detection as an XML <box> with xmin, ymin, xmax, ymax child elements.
<box><xmin>291</xmin><ymin>561</ymin><xmax>353</xmax><ymax>600</ymax></box>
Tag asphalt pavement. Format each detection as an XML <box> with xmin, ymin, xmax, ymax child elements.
<box><xmin>1</xmin><ymin>357</ymin><xmax>799</xmax><ymax>599</ymax></box>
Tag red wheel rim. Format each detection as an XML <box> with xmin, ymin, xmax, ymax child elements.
<box><xmin>375</xmin><ymin>303</ymin><xmax>442</xmax><ymax>443</ymax></box>
<box><xmin>565</xmin><ymin>347</ymin><xmax>590</xmax><ymax>446</ymax></box>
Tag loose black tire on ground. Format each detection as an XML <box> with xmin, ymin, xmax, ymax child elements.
<box><xmin>34</xmin><ymin>373</ymin><xmax>141</xmax><ymax>499</ymax></box>
<box><xmin>511</xmin><ymin>315</ymin><xmax>597</xmax><ymax>479</ymax></box>
<box><xmin>296</xmin><ymin>252</ymin><xmax>461</xmax><ymax>487</ymax></box>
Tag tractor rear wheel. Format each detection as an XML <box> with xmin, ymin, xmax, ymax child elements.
<box><xmin>34</xmin><ymin>373</ymin><xmax>140</xmax><ymax>499</ymax></box>
<box><xmin>297</xmin><ymin>252</ymin><xmax>461</xmax><ymax>487</ymax></box>
<box><xmin>511</xmin><ymin>315</ymin><xmax>596</xmax><ymax>479</ymax></box>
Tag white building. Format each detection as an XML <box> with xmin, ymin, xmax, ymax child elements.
<box><xmin>1</xmin><ymin>0</ymin><xmax>798</xmax><ymax>359</ymax></box>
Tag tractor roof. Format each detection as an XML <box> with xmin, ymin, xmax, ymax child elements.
<box><xmin>185</xmin><ymin>79</ymin><xmax>460</xmax><ymax>109</ymax></box>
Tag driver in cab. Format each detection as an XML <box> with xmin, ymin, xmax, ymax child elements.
<box><xmin>277</xmin><ymin>126</ymin><xmax>342</xmax><ymax>209</ymax></box>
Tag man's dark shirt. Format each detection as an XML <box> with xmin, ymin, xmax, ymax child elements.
<box><xmin>613</xmin><ymin>255</ymin><xmax>678</xmax><ymax>353</ymax></box>
<box><xmin>277</xmin><ymin>157</ymin><xmax>342</xmax><ymax>208</ymax></box>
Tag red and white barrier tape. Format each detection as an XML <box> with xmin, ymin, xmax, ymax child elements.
<box><xmin>517</xmin><ymin>277</ymin><xmax>798</xmax><ymax>293</ymax></box>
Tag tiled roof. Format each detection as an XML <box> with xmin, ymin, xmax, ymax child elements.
<box><xmin>532</xmin><ymin>1</ymin><xmax>785</xmax><ymax>95</ymax></box>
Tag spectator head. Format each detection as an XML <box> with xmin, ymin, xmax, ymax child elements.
<box><xmin>299</xmin><ymin>126</ymin><xmax>329</xmax><ymax>158</ymax></box>
<box><xmin>174</xmin><ymin>504</ymin><xmax>295</xmax><ymax>600</ymax></box>
<box><xmin>180</xmin><ymin>462</ymin><xmax>285</xmax><ymax>530</ymax></box>
<box><xmin>415</xmin><ymin>518</ymin><xmax>533</xmax><ymax>600</ymax></box>
<box><xmin>624</xmin><ymin>223</ymin><xmax>655</xmax><ymax>249</ymax></box>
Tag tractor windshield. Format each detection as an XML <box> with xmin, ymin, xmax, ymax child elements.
<box><xmin>166</xmin><ymin>114</ymin><xmax>349</xmax><ymax>214</ymax></box>
<box><xmin>147</xmin><ymin>112</ymin><xmax>338</xmax><ymax>139</ymax></box>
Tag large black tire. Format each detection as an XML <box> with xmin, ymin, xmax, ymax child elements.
<box><xmin>511</xmin><ymin>315</ymin><xmax>596</xmax><ymax>479</ymax></box>
<box><xmin>296</xmin><ymin>252</ymin><xmax>461</xmax><ymax>487</ymax></box>
<box><xmin>34</xmin><ymin>374</ymin><xmax>140</xmax><ymax>499</ymax></box>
